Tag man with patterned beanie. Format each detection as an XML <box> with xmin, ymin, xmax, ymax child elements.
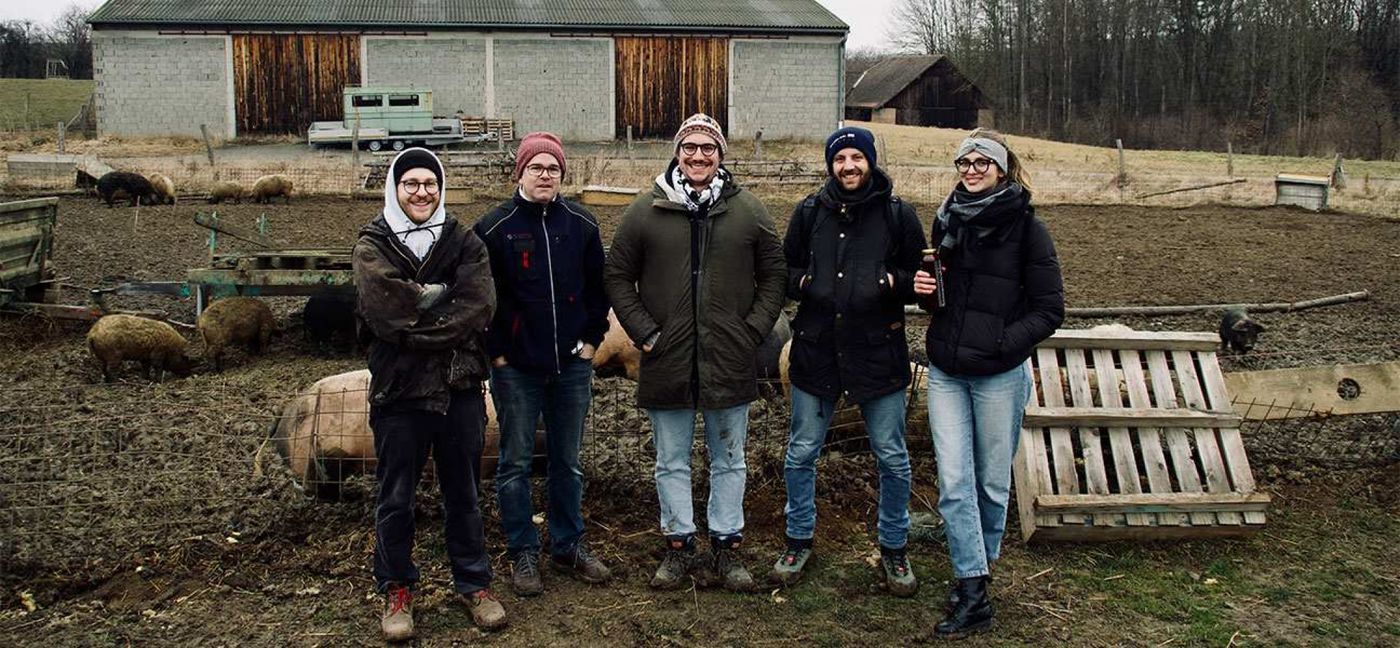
<box><xmin>604</xmin><ymin>113</ymin><xmax>786</xmax><ymax>592</ymax></box>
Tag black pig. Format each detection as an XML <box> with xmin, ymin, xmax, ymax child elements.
<box><xmin>1219</xmin><ymin>309</ymin><xmax>1265</xmax><ymax>354</ymax></box>
<box><xmin>96</xmin><ymin>171</ymin><xmax>160</xmax><ymax>208</ymax></box>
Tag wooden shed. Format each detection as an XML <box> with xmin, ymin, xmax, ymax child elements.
<box><xmin>1274</xmin><ymin>174</ymin><xmax>1330</xmax><ymax>211</ymax></box>
<box><xmin>845</xmin><ymin>55</ymin><xmax>992</xmax><ymax>129</ymax></box>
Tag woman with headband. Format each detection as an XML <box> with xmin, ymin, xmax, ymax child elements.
<box><xmin>912</xmin><ymin>129</ymin><xmax>1064</xmax><ymax>639</ymax></box>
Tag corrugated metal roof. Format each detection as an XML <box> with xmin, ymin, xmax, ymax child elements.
<box><xmin>846</xmin><ymin>55</ymin><xmax>943</xmax><ymax>108</ymax></box>
<box><xmin>88</xmin><ymin>0</ymin><xmax>848</xmax><ymax>33</ymax></box>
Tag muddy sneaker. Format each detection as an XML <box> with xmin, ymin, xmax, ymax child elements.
<box><xmin>552</xmin><ymin>543</ymin><xmax>612</xmax><ymax>584</ymax></box>
<box><xmin>770</xmin><ymin>544</ymin><xmax>813</xmax><ymax>586</ymax></box>
<box><xmin>511</xmin><ymin>552</ymin><xmax>543</xmax><ymax>597</ymax></box>
<box><xmin>713</xmin><ymin>537</ymin><xmax>755</xmax><ymax>592</ymax></box>
<box><xmin>465</xmin><ymin>588</ymin><xmax>507</xmax><ymax>630</ymax></box>
<box><xmin>381</xmin><ymin>584</ymin><xmax>414</xmax><ymax>642</ymax></box>
<box><xmin>649</xmin><ymin>536</ymin><xmax>695</xmax><ymax>590</ymax></box>
<box><xmin>880</xmin><ymin>547</ymin><xmax>919</xmax><ymax>598</ymax></box>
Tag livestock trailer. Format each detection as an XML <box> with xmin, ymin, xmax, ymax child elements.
<box><xmin>306</xmin><ymin>87</ymin><xmax>477</xmax><ymax>151</ymax></box>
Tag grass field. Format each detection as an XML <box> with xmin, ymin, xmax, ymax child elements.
<box><xmin>0</xmin><ymin>79</ymin><xmax>94</xmax><ymax>132</ymax></box>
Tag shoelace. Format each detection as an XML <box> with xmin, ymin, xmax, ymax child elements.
<box><xmin>516</xmin><ymin>552</ymin><xmax>540</xmax><ymax>574</ymax></box>
<box><xmin>781</xmin><ymin>549</ymin><xmax>803</xmax><ymax>566</ymax></box>
<box><xmin>388</xmin><ymin>587</ymin><xmax>411</xmax><ymax>615</ymax></box>
<box><xmin>887</xmin><ymin>554</ymin><xmax>910</xmax><ymax>576</ymax></box>
<box><xmin>574</xmin><ymin>545</ymin><xmax>596</xmax><ymax>565</ymax></box>
<box><xmin>472</xmin><ymin>588</ymin><xmax>499</xmax><ymax>602</ymax></box>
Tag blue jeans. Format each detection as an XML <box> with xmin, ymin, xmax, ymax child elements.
<box><xmin>784</xmin><ymin>386</ymin><xmax>912</xmax><ymax>549</ymax></box>
<box><xmin>647</xmin><ymin>403</ymin><xmax>750</xmax><ymax>539</ymax></box>
<box><xmin>370</xmin><ymin>389</ymin><xmax>491</xmax><ymax>594</ymax></box>
<box><xmin>927</xmin><ymin>361</ymin><xmax>1033</xmax><ymax>578</ymax></box>
<box><xmin>490</xmin><ymin>356</ymin><xmax>592</xmax><ymax>558</ymax></box>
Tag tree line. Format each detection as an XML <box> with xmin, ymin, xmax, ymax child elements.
<box><xmin>0</xmin><ymin>5</ymin><xmax>93</xmax><ymax>81</ymax></box>
<box><xmin>879</xmin><ymin>0</ymin><xmax>1400</xmax><ymax>160</ymax></box>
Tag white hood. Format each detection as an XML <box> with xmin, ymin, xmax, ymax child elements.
<box><xmin>382</xmin><ymin>147</ymin><xmax>448</xmax><ymax>260</ymax></box>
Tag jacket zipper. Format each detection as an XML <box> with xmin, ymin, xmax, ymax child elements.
<box><xmin>541</xmin><ymin>205</ymin><xmax>561</xmax><ymax>373</ymax></box>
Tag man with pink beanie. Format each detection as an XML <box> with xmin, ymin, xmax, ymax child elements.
<box><xmin>474</xmin><ymin>132</ymin><xmax>612</xmax><ymax>597</ymax></box>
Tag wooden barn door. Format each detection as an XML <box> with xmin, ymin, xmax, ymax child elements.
<box><xmin>231</xmin><ymin>34</ymin><xmax>360</xmax><ymax>135</ymax></box>
<box><xmin>615</xmin><ymin>36</ymin><xmax>728</xmax><ymax>139</ymax></box>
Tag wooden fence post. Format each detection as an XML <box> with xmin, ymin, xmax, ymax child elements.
<box><xmin>1226</xmin><ymin>141</ymin><xmax>1234</xmax><ymax>178</ymax></box>
<box><xmin>1331</xmin><ymin>153</ymin><xmax>1346</xmax><ymax>190</ymax></box>
<box><xmin>754</xmin><ymin>129</ymin><xmax>763</xmax><ymax>162</ymax></box>
<box><xmin>200</xmin><ymin>124</ymin><xmax>216</xmax><ymax>167</ymax></box>
<box><xmin>1116</xmin><ymin>139</ymin><xmax>1127</xmax><ymax>188</ymax></box>
<box><xmin>57</xmin><ymin>121</ymin><xmax>65</xmax><ymax>153</ymax></box>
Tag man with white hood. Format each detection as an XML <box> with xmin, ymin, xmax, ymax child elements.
<box><xmin>352</xmin><ymin>147</ymin><xmax>504</xmax><ymax>642</ymax></box>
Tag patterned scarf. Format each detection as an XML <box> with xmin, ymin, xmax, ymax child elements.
<box><xmin>656</xmin><ymin>163</ymin><xmax>730</xmax><ymax>213</ymax></box>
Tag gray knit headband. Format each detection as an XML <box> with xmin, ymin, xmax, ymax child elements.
<box><xmin>955</xmin><ymin>137</ymin><xmax>1009</xmax><ymax>173</ymax></box>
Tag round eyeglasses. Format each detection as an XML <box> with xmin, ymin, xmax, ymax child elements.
<box><xmin>399</xmin><ymin>179</ymin><xmax>440</xmax><ymax>194</ymax></box>
<box><xmin>679</xmin><ymin>142</ymin><xmax>719</xmax><ymax>156</ymax></box>
<box><xmin>524</xmin><ymin>164</ymin><xmax>563</xmax><ymax>178</ymax></box>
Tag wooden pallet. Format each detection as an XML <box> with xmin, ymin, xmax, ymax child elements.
<box><xmin>459</xmin><ymin>117</ymin><xmax>515</xmax><ymax>142</ymax></box>
<box><xmin>1012</xmin><ymin>329</ymin><xmax>1269</xmax><ymax>542</ymax></box>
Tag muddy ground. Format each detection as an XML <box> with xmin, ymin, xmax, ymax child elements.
<box><xmin>1</xmin><ymin>194</ymin><xmax>1397</xmax><ymax>646</ymax></box>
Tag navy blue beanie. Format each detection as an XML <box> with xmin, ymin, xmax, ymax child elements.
<box><xmin>824</xmin><ymin>127</ymin><xmax>877</xmax><ymax>176</ymax></box>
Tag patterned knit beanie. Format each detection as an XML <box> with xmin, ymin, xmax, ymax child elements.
<box><xmin>672</xmin><ymin>113</ymin><xmax>727</xmax><ymax>158</ymax></box>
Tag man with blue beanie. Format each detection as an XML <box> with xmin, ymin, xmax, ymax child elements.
<box><xmin>772</xmin><ymin>126</ymin><xmax>927</xmax><ymax>596</ymax></box>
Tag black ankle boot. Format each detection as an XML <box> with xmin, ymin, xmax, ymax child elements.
<box><xmin>935</xmin><ymin>576</ymin><xmax>993</xmax><ymax>639</ymax></box>
<box><xmin>945</xmin><ymin>571</ymin><xmax>993</xmax><ymax>614</ymax></box>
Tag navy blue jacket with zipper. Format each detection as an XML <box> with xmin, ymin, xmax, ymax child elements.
<box><xmin>473</xmin><ymin>191</ymin><xmax>609</xmax><ymax>374</ymax></box>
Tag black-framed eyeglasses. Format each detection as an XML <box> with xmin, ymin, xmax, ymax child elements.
<box><xmin>399</xmin><ymin>179</ymin><xmax>440</xmax><ymax>194</ymax></box>
<box><xmin>954</xmin><ymin>157</ymin><xmax>995</xmax><ymax>174</ymax></box>
<box><xmin>524</xmin><ymin>164</ymin><xmax>563</xmax><ymax>178</ymax></box>
<box><xmin>679</xmin><ymin>142</ymin><xmax>719</xmax><ymax>156</ymax></box>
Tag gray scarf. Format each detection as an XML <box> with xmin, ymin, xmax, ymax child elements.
<box><xmin>934</xmin><ymin>182</ymin><xmax>1027</xmax><ymax>252</ymax></box>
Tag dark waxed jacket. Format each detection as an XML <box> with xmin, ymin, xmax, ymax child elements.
<box><xmin>924</xmin><ymin>198</ymin><xmax>1064</xmax><ymax>376</ymax></box>
<box><xmin>474</xmin><ymin>191</ymin><xmax>609</xmax><ymax>374</ymax></box>
<box><xmin>604</xmin><ymin>164</ymin><xmax>786</xmax><ymax>410</ymax></box>
<box><xmin>784</xmin><ymin>168</ymin><xmax>927</xmax><ymax>404</ymax></box>
<box><xmin>353</xmin><ymin>215</ymin><xmax>495</xmax><ymax>414</ymax></box>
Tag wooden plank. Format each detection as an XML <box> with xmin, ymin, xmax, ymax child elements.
<box><xmin>1145</xmin><ymin>350</ymin><xmax>1213</xmax><ymax>526</ymax></box>
<box><xmin>1197</xmin><ymin>351</ymin><xmax>1265</xmax><ymax>526</ymax></box>
<box><xmin>1021</xmin><ymin>353</ymin><xmax>1061</xmax><ymax>532</ymax></box>
<box><xmin>1039</xmin><ymin>329</ymin><xmax>1219</xmax><ymax>351</ymax></box>
<box><xmin>186</xmin><ymin>268</ymin><xmax>353</xmax><ymax>287</ymax></box>
<box><xmin>1118</xmin><ymin>349</ymin><xmax>1180</xmax><ymax>525</ymax></box>
<box><xmin>1036</xmin><ymin>492</ymin><xmax>1270</xmax><ymax>515</ymax></box>
<box><xmin>1092</xmin><ymin>349</ymin><xmax>1148</xmax><ymax>526</ymax></box>
<box><xmin>1224</xmin><ymin>361</ymin><xmax>1400</xmax><ymax>420</ymax></box>
<box><xmin>1022</xmin><ymin>407</ymin><xmax>1241</xmax><ymax>429</ymax></box>
<box><xmin>1064</xmin><ymin>349</ymin><xmax>1116</xmax><ymax>527</ymax></box>
<box><xmin>1027</xmin><ymin>521</ymin><xmax>1265</xmax><ymax>543</ymax></box>
<box><xmin>1036</xmin><ymin>347</ymin><xmax>1083</xmax><ymax>525</ymax></box>
<box><xmin>1172</xmin><ymin>350</ymin><xmax>1240</xmax><ymax>525</ymax></box>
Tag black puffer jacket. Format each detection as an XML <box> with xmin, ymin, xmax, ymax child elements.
<box><xmin>784</xmin><ymin>168</ymin><xmax>926</xmax><ymax>403</ymax></box>
<box><xmin>924</xmin><ymin>196</ymin><xmax>1064</xmax><ymax>376</ymax></box>
<box><xmin>353</xmin><ymin>216</ymin><xmax>495</xmax><ymax>413</ymax></box>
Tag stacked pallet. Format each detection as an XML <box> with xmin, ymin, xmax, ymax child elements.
<box><xmin>459</xmin><ymin>117</ymin><xmax>515</xmax><ymax>142</ymax></box>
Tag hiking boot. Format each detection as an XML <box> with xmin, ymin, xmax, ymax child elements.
<box><xmin>712</xmin><ymin>536</ymin><xmax>755</xmax><ymax>592</ymax></box>
<box><xmin>935</xmin><ymin>576</ymin><xmax>993</xmax><ymax>639</ymax></box>
<box><xmin>649</xmin><ymin>536</ymin><xmax>695</xmax><ymax>590</ymax></box>
<box><xmin>880</xmin><ymin>547</ymin><xmax>919</xmax><ymax>598</ymax></box>
<box><xmin>511</xmin><ymin>551</ymin><xmax>543</xmax><ymax>597</ymax></box>
<box><xmin>946</xmin><ymin>571</ymin><xmax>992</xmax><ymax>614</ymax></box>
<box><xmin>465</xmin><ymin>588</ymin><xmax>507</xmax><ymax>630</ymax></box>
<box><xmin>552</xmin><ymin>543</ymin><xmax>612</xmax><ymax>584</ymax></box>
<box><xmin>770</xmin><ymin>539</ymin><xmax>813</xmax><ymax>586</ymax></box>
<box><xmin>380</xmin><ymin>584</ymin><xmax>414</xmax><ymax>642</ymax></box>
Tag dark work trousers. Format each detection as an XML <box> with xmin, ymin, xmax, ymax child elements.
<box><xmin>370</xmin><ymin>387</ymin><xmax>493</xmax><ymax>594</ymax></box>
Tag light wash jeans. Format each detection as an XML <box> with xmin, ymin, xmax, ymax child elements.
<box><xmin>490</xmin><ymin>356</ymin><xmax>593</xmax><ymax>559</ymax></box>
<box><xmin>927</xmin><ymin>361</ymin><xmax>1033</xmax><ymax>578</ymax></box>
<box><xmin>784</xmin><ymin>386</ymin><xmax>912</xmax><ymax>549</ymax></box>
<box><xmin>646</xmin><ymin>403</ymin><xmax>750</xmax><ymax>540</ymax></box>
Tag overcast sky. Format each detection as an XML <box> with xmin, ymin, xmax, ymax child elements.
<box><xmin>0</xmin><ymin>0</ymin><xmax>896</xmax><ymax>52</ymax></box>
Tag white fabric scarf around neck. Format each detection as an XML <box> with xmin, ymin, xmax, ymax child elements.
<box><xmin>657</xmin><ymin>164</ymin><xmax>727</xmax><ymax>213</ymax></box>
<box><xmin>382</xmin><ymin>148</ymin><xmax>448</xmax><ymax>260</ymax></box>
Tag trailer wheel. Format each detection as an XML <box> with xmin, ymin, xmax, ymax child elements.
<box><xmin>392</xmin><ymin>140</ymin><xmax>407</xmax><ymax>152</ymax></box>
<box><xmin>368</xmin><ymin>140</ymin><xmax>384</xmax><ymax>152</ymax></box>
